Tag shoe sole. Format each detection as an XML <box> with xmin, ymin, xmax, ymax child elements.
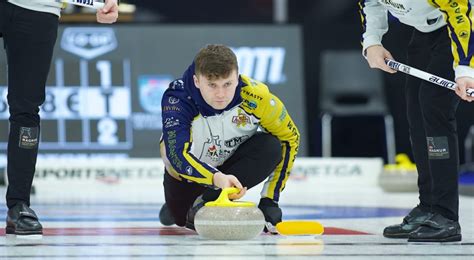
<box><xmin>383</xmin><ymin>233</ymin><xmax>410</xmax><ymax>239</ymax></box>
<box><xmin>408</xmin><ymin>234</ymin><xmax>462</xmax><ymax>243</ymax></box>
<box><xmin>185</xmin><ymin>221</ymin><xmax>196</xmax><ymax>231</ymax></box>
<box><xmin>6</xmin><ymin>226</ymin><xmax>43</xmax><ymax>236</ymax></box>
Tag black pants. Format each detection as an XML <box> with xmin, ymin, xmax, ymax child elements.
<box><xmin>406</xmin><ymin>27</ymin><xmax>460</xmax><ymax>221</ymax></box>
<box><xmin>163</xmin><ymin>132</ymin><xmax>282</xmax><ymax>227</ymax></box>
<box><xmin>0</xmin><ymin>3</ymin><xmax>58</xmax><ymax>209</ymax></box>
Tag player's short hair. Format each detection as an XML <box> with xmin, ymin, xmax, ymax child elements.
<box><xmin>194</xmin><ymin>44</ymin><xmax>238</xmax><ymax>80</ymax></box>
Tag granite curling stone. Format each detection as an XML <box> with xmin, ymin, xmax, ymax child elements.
<box><xmin>379</xmin><ymin>153</ymin><xmax>418</xmax><ymax>192</ymax></box>
<box><xmin>194</xmin><ymin>187</ymin><xmax>265</xmax><ymax>240</ymax></box>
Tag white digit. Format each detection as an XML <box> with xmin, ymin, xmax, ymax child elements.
<box><xmin>97</xmin><ymin>117</ymin><xmax>118</xmax><ymax>145</ymax></box>
<box><xmin>96</xmin><ymin>60</ymin><xmax>112</xmax><ymax>88</ymax></box>
<box><xmin>42</xmin><ymin>91</ymin><xmax>56</xmax><ymax>113</ymax></box>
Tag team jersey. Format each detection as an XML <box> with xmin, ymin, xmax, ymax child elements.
<box><xmin>7</xmin><ymin>0</ymin><xmax>62</xmax><ymax>16</ymax></box>
<box><xmin>160</xmin><ymin>63</ymin><xmax>299</xmax><ymax>201</ymax></box>
<box><xmin>359</xmin><ymin>0</ymin><xmax>474</xmax><ymax>79</ymax></box>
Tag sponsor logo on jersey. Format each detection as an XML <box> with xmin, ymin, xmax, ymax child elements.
<box><xmin>279</xmin><ymin>107</ymin><xmax>287</xmax><ymax>122</ymax></box>
<box><xmin>224</xmin><ymin>135</ymin><xmax>249</xmax><ymax>148</ymax></box>
<box><xmin>380</xmin><ymin>0</ymin><xmax>405</xmax><ymax>10</ymax></box>
<box><xmin>205</xmin><ymin>135</ymin><xmax>222</xmax><ymax>162</ymax></box>
<box><xmin>168</xmin><ymin>96</ymin><xmax>180</xmax><ymax>105</ymax></box>
<box><xmin>185</xmin><ymin>166</ymin><xmax>193</xmax><ymax>176</ymax></box>
<box><xmin>164</xmin><ymin>117</ymin><xmax>180</xmax><ymax>128</ymax></box>
<box><xmin>232</xmin><ymin>109</ymin><xmax>251</xmax><ymax>127</ymax></box>
<box><xmin>242</xmin><ymin>89</ymin><xmax>263</xmax><ymax>100</ymax></box>
<box><xmin>163</xmin><ymin>106</ymin><xmax>181</xmax><ymax>112</ymax></box>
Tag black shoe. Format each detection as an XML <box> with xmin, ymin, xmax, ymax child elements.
<box><xmin>408</xmin><ymin>213</ymin><xmax>462</xmax><ymax>242</ymax></box>
<box><xmin>258</xmin><ymin>198</ymin><xmax>282</xmax><ymax>234</ymax></box>
<box><xmin>383</xmin><ymin>206</ymin><xmax>432</xmax><ymax>238</ymax></box>
<box><xmin>159</xmin><ymin>203</ymin><xmax>175</xmax><ymax>226</ymax></box>
<box><xmin>185</xmin><ymin>196</ymin><xmax>206</xmax><ymax>231</ymax></box>
<box><xmin>6</xmin><ymin>202</ymin><xmax>42</xmax><ymax>236</ymax></box>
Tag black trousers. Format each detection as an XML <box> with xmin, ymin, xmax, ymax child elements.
<box><xmin>163</xmin><ymin>132</ymin><xmax>282</xmax><ymax>227</ymax></box>
<box><xmin>0</xmin><ymin>3</ymin><xmax>58</xmax><ymax>208</ymax></box>
<box><xmin>405</xmin><ymin>27</ymin><xmax>460</xmax><ymax>221</ymax></box>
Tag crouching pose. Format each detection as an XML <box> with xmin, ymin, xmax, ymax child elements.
<box><xmin>159</xmin><ymin>44</ymin><xmax>299</xmax><ymax>232</ymax></box>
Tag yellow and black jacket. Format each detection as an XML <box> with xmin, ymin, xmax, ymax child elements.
<box><xmin>359</xmin><ymin>0</ymin><xmax>474</xmax><ymax>79</ymax></box>
<box><xmin>160</xmin><ymin>63</ymin><xmax>299</xmax><ymax>201</ymax></box>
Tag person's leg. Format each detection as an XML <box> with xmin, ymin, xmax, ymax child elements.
<box><xmin>162</xmin><ymin>171</ymin><xmax>206</xmax><ymax>227</ymax></box>
<box><xmin>408</xmin><ymin>27</ymin><xmax>461</xmax><ymax>242</ymax></box>
<box><xmin>3</xmin><ymin>4</ymin><xmax>58</xmax><ymax>235</ymax></box>
<box><xmin>202</xmin><ymin>132</ymin><xmax>282</xmax><ymax>201</ymax></box>
<box><xmin>384</xmin><ymin>28</ymin><xmax>434</xmax><ymax>238</ymax></box>
<box><xmin>188</xmin><ymin>132</ymin><xmax>282</xmax><ymax>230</ymax></box>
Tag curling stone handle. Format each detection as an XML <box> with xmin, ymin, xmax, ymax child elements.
<box><xmin>204</xmin><ymin>187</ymin><xmax>255</xmax><ymax>207</ymax></box>
<box><xmin>215</xmin><ymin>187</ymin><xmax>240</xmax><ymax>204</ymax></box>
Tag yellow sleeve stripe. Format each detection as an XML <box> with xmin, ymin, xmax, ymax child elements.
<box><xmin>358</xmin><ymin>0</ymin><xmax>368</xmax><ymax>46</ymax></box>
<box><xmin>180</xmin><ymin>142</ymin><xmax>214</xmax><ymax>185</ymax></box>
<box><xmin>432</xmin><ymin>0</ymin><xmax>473</xmax><ymax>67</ymax></box>
<box><xmin>358</xmin><ymin>0</ymin><xmax>367</xmax><ymax>31</ymax></box>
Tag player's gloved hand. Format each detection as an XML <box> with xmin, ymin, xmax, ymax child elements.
<box><xmin>212</xmin><ymin>171</ymin><xmax>247</xmax><ymax>200</ymax></box>
<box><xmin>258</xmin><ymin>197</ymin><xmax>282</xmax><ymax>234</ymax></box>
<box><xmin>365</xmin><ymin>45</ymin><xmax>397</xmax><ymax>74</ymax></box>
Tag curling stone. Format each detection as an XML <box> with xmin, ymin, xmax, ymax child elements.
<box><xmin>459</xmin><ymin>163</ymin><xmax>474</xmax><ymax>197</ymax></box>
<box><xmin>379</xmin><ymin>153</ymin><xmax>418</xmax><ymax>192</ymax></box>
<box><xmin>194</xmin><ymin>187</ymin><xmax>265</xmax><ymax>240</ymax></box>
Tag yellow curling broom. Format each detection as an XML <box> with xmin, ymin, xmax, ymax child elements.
<box><xmin>207</xmin><ymin>188</ymin><xmax>324</xmax><ymax>236</ymax></box>
<box><xmin>276</xmin><ymin>220</ymin><xmax>324</xmax><ymax>236</ymax></box>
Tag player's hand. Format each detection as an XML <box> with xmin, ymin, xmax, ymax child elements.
<box><xmin>455</xmin><ymin>77</ymin><xmax>474</xmax><ymax>102</ymax></box>
<box><xmin>365</xmin><ymin>45</ymin><xmax>397</xmax><ymax>74</ymax></box>
<box><xmin>213</xmin><ymin>171</ymin><xmax>247</xmax><ymax>200</ymax></box>
<box><xmin>96</xmin><ymin>0</ymin><xmax>118</xmax><ymax>24</ymax></box>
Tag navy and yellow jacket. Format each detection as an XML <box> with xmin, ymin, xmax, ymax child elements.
<box><xmin>160</xmin><ymin>63</ymin><xmax>299</xmax><ymax>201</ymax></box>
<box><xmin>359</xmin><ymin>0</ymin><xmax>474</xmax><ymax>79</ymax></box>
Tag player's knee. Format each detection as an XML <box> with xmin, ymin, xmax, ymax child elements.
<box><xmin>258</xmin><ymin>133</ymin><xmax>282</xmax><ymax>163</ymax></box>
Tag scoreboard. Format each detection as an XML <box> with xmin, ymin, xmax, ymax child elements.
<box><xmin>0</xmin><ymin>25</ymin><xmax>306</xmax><ymax>159</ymax></box>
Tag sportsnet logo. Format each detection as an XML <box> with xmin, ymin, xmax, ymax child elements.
<box><xmin>232</xmin><ymin>47</ymin><xmax>286</xmax><ymax>85</ymax></box>
<box><xmin>61</xmin><ymin>27</ymin><xmax>117</xmax><ymax>59</ymax></box>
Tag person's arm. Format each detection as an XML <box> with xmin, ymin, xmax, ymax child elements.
<box><xmin>358</xmin><ymin>0</ymin><xmax>389</xmax><ymax>56</ymax></box>
<box><xmin>242</xmin><ymin>83</ymin><xmax>299</xmax><ymax>202</ymax></box>
<box><xmin>359</xmin><ymin>0</ymin><xmax>396</xmax><ymax>73</ymax></box>
<box><xmin>96</xmin><ymin>0</ymin><xmax>118</xmax><ymax>24</ymax></box>
<box><xmin>161</xmin><ymin>91</ymin><xmax>219</xmax><ymax>186</ymax></box>
<box><xmin>428</xmin><ymin>0</ymin><xmax>474</xmax><ymax>102</ymax></box>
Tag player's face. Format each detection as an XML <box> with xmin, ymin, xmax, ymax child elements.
<box><xmin>194</xmin><ymin>70</ymin><xmax>239</xmax><ymax>110</ymax></box>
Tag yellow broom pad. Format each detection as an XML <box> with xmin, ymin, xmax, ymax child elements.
<box><xmin>276</xmin><ymin>220</ymin><xmax>324</xmax><ymax>235</ymax></box>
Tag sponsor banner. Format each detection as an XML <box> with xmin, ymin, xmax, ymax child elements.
<box><xmin>288</xmin><ymin>157</ymin><xmax>383</xmax><ymax>186</ymax></box>
<box><xmin>31</xmin><ymin>159</ymin><xmax>164</xmax><ymax>187</ymax></box>
<box><xmin>4</xmin><ymin>157</ymin><xmax>384</xmax><ymax>195</ymax></box>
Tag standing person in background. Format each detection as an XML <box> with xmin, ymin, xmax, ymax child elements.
<box><xmin>0</xmin><ymin>0</ymin><xmax>119</xmax><ymax>236</ymax></box>
<box><xmin>359</xmin><ymin>0</ymin><xmax>474</xmax><ymax>242</ymax></box>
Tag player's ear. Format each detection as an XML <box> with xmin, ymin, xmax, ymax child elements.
<box><xmin>193</xmin><ymin>75</ymin><xmax>200</xmax><ymax>89</ymax></box>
